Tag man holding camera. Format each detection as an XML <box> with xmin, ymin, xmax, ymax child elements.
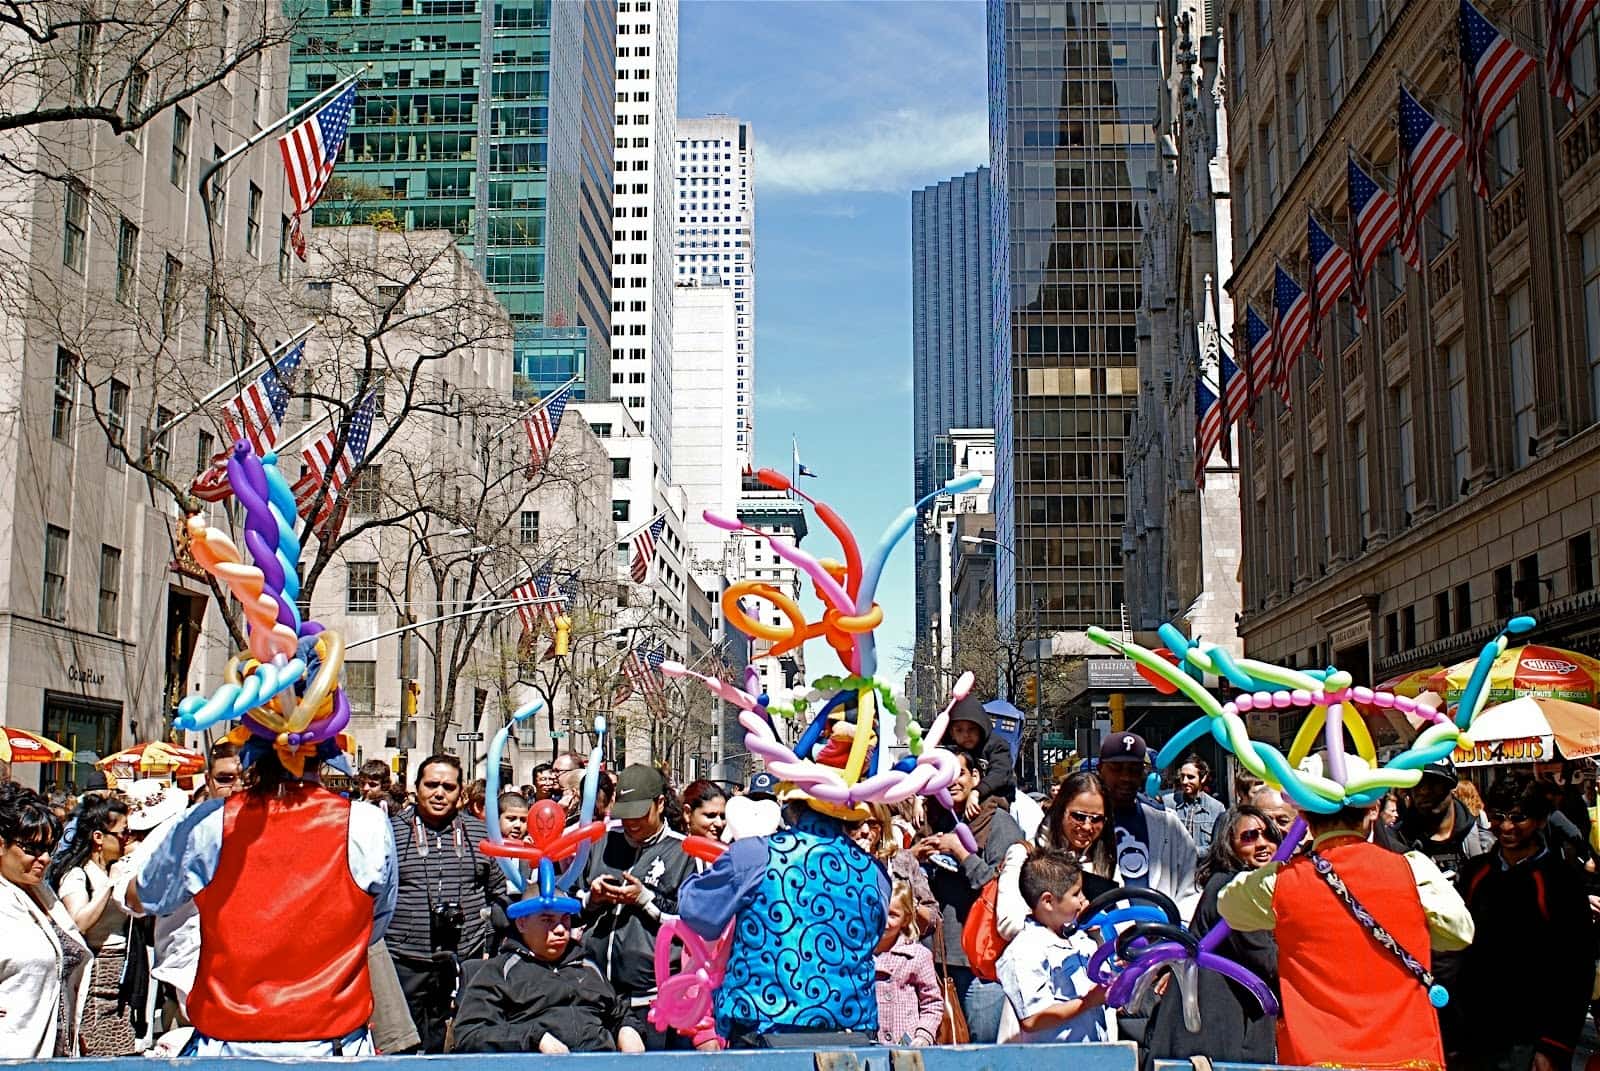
<box><xmin>386</xmin><ymin>755</ymin><xmax>503</xmax><ymax>1053</ymax></box>
<box><xmin>580</xmin><ymin>765</ymin><xmax>696</xmax><ymax>1049</ymax></box>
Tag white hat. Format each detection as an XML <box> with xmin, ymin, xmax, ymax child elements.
<box><xmin>1296</xmin><ymin>752</ymin><xmax>1372</xmax><ymax>785</ymax></box>
<box><xmin>124</xmin><ymin>779</ymin><xmax>189</xmax><ymax>831</ymax></box>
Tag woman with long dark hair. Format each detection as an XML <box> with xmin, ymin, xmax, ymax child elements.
<box><xmin>680</xmin><ymin>780</ymin><xmax>728</xmax><ymax>840</ymax></box>
<box><xmin>48</xmin><ymin>795</ymin><xmax>135</xmax><ymax>1055</ymax></box>
<box><xmin>0</xmin><ymin>781</ymin><xmax>91</xmax><ymax>1057</ymax></box>
<box><xmin>1035</xmin><ymin>771</ymin><xmax>1118</xmax><ymax>897</ymax></box>
<box><xmin>1143</xmin><ymin>804</ymin><xmax>1282</xmax><ymax>1068</ymax></box>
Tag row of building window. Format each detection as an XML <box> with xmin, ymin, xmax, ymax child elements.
<box><xmin>39</xmin><ymin>525</ymin><xmax>121</xmax><ymax>637</ymax></box>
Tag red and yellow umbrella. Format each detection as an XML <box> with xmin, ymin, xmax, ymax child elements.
<box><xmin>1376</xmin><ymin>666</ymin><xmax>1447</xmax><ymax>699</ymax></box>
<box><xmin>0</xmin><ymin>725</ymin><xmax>75</xmax><ymax>764</ymax></box>
<box><xmin>1431</xmin><ymin>644</ymin><xmax>1600</xmax><ymax>706</ymax></box>
<box><xmin>98</xmin><ymin>741</ymin><xmax>206</xmax><ymax>777</ymax></box>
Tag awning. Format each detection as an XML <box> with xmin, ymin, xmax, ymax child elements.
<box><xmin>1451</xmin><ymin>696</ymin><xmax>1600</xmax><ymax>767</ymax></box>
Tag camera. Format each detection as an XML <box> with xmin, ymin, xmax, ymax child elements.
<box><xmin>430</xmin><ymin>900</ymin><xmax>465</xmax><ymax>952</ymax></box>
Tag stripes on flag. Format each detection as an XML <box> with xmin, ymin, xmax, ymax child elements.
<box><xmin>1459</xmin><ymin>0</ymin><xmax>1537</xmax><ymax>200</ymax></box>
<box><xmin>522</xmin><ymin>381</ymin><xmax>573</xmax><ymax>478</ymax></box>
<box><xmin>1397</xmin><ymin>86</ymin><xmax>1466</xmax><ymax>272</ymax></box>
<box><xmin>290</xmin><ymin>391</ymin><xmax>377</xmax><ymax>534</ymax></box>
<box><xmin>279</xmin><ymin>82</ymin><xmax>357</xmax><ymax>261</ymax></box>
<box><xmin>1271</xmin><ymin>266</ymin><xmax>1312</xmax><ymax>405</ymax></box>
<box><xmin>1547</xmin><ymin>0</ymin><xmax>1600</xmax><ymax>112</ymax></box>
<box><xmin>630</xmin><ymin>515</ymin><xmax>666</xmax><ymax>583</ymax></box>
<box><xmin>1221</xmin><ymin>346</ymin><xmax>1249</xmax><ymax>429</ymax></box>
<box><xmin>1244</xmin><ymin>305</ymin><xmax>1274</xmax><ymax>410</ymax></box>
<box><xmin>221</xmin><ymin>342</ymin><xmax>304</xmax><ymax>456</ymax></box>
<box><xmin>190</xmin><ymin>451</ymin><xmax>235</xmax><ymax>501</ymax></box>
<box><xmin>1346</xmin><ymin>152</ymin><xmax>1400</xmax><ymax>323</ymax></box>
<box><xmin>1195</xmin><ymin>373</ymin><xmax>1224</xmax><ymax>487</ymax></box>
<box><xmin>509</xmin><ymin>577</ymin><xmax>540</xmax><ymax>636</ymax></box>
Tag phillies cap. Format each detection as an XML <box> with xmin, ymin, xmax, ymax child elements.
<box><xmin>747</xmin><ymin>771</ymin><xmax>779</xmax><ymax>800</ymax></box>
<box><xmin>610</xmin><ymin>764</ymin><xmax>667</xmax><ymax>820</ymax></box>
<box><xmin>1099</xmin><ymin>732</ymin><xmax>1150</xmax><ymax>764</ymax></box>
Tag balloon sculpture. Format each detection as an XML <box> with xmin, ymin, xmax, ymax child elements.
<box><xmin>480</xmin><ymin>706</ymin><xmax>610</xmax><ymax>916</ymax></box>
<box><xmin>650</xmin><ymin>469</ymin><xmax>989</xmax><ymax>1044</ymax></box>
<box><xmin>1078</xmin><ymin>614</ymin><xmax>1538</xmax><ymax>1015</ymax></box>
<box><xmin>174</xmin><ymin>442</ymin><xmax>352</xmax><ymax>775</ymax></box>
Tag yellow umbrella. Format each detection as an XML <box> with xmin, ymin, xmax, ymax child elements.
<box><xmin>98</xmin><ymin>741</ymin><xmax>207</xmax><ymax>776</ymax></box>
<box><xmin>0</xmin><ymin>725</ymin><xmax>75</xmax><ymax>764</ymax></box>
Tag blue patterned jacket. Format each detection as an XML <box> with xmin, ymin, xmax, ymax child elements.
<box><xmin>678</xmin><ymin>807</ymin><xmax>890</xmax><ymax>1038</ymax></box>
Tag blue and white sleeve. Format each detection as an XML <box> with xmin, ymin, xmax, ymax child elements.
<box><xmin>135</xmin><ymin>800</ymin><xmax>225</xmax><ymax>917</ymax></box>
<box><xmin>677</xmin><ymin>836</ymin><xmax>767</xmax><ymax>939</ymax></box>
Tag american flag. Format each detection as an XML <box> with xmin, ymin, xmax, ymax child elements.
<box><xmin>221</xmin><ymin>342</ymin><xmax>304</xmax><ymax>456</ymax></box>
<box><xmin>1398</xmin><ymin>87</ymin><xmax>1465</xmax><ymax>272</ymax></box>
<box><xmin>1459</xmin><ymin>0</ymin><xmax>1537</xmax><ymax>200</ymax></box>
<box><xmin>1244</xmin><ymin>305</ymin><xmax>1274</xmax><ymax>407</ymax></box>
<box><xmin>522</xmin><ymin>381</ymin><xmax>573</xmax><ymax>478</ymax></box>
<box><xmin>1271</xmin><ymin>266</ymin><xmax>1312</xmax><ymax>405</ymax></box>
<box><xmin>509</xmin><ymin>577</ymin><xmax>541</xmax><ymax>635</ymax></box>
<box><xmin>291</xmin><ymin>391</ymin><xmax>376</xmax><ymax>532</ymax></box>
<box><xmin>1307</xmin><ymin>212</ymin><xmax>1352</xmax><ymax>359</ymax></box>
<box><xmin>1548</xmin><ymin>0</ymin><xmax>1600</xmax><ymax>112</ymax></box>
<box><xmin>279</xmin><ymin>82</ymin><xmax>357</xmax><ymax>261</ymax></box>
<box><xmin>1346</xmin><ymin>152</ymin><xmax>1400</xmax><ymax>322</ymax></box>
<box><xmin>1195</xmin><ymin>373</ymin><xmax>1224</xmax><ymax>487</ymax></box>
<box><xmin>190</xmin><ymin>451</ymin><xmax>234</xmax><ymax>501</ymax></box>
<box><xmin>1221</xmin><ymin>345</ymin><xmax>1248</xmax><ymax>429</ymax></box>
<box><xmin>622</xmin><ymin>644</ymin><xmax>664</xmax><ymax>704</ymax></box>
<box><xmin>629</xmin><ymin>515</ymin><xmax>666</xmax><ymax>583</ymax></box>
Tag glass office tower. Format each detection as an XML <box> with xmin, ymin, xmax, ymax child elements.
<box><xmin>289</xmin><ymin>0</ymin><xmax>614</xmax><ymax>397</ymax></box>
<box><xmin>988</xmin><ymin>0</ymin><xmax>1162</xmax><ymax>633</ymax></box>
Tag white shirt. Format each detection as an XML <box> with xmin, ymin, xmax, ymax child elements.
<box><xmin>114</xmin><ymin>813</ymin><xmax>201</xmax><ymax>1007</ymax></box>
<box><xmin>996</xmin><ymin>919</ymin><xmax>1115</xmax><ymax>1044</ymax></box>
<box><xmin>59</xmin><ymin>860</ymin><xmax>129</xmax><ymax>953</ymax></box>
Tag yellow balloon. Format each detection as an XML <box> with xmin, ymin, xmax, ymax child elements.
<box><xmin>842</xmin><ymin>688</ymin><xmax>876</xmax><ymax>785</ymax></box>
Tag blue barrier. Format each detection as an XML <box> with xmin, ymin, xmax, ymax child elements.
<box><xmin>2</xmin><ymin>1043</ymin><xmax>1140</xmax><ymax>1071</ymax></box>
<box><xmin>1153</xmin><ymin>1063</ymin><xmax>1318</xmax><ymax>1070</ymax></box>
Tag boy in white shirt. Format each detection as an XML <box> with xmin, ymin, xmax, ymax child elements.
<box><xmin>996</xmin><ymin>851</ymin><xmax>1114</xmax><ymax>1044</ymax></box>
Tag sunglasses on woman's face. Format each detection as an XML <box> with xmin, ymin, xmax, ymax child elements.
<box><xmin>1236</xmin><ymin>827</ymin><xmax>1270</xmax><ymax>845</ymax></box>
<box><xmin>1068</xmin><ymin>810</ymin><xmax>1106</xmax><ymax>826</ymax></box>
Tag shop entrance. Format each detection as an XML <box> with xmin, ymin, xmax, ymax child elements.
<box><xmin>41</xmin><ymin>692</ymin><xmax>123</xmax><ymax>791</ymax></box>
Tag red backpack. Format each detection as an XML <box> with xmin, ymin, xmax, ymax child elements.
<box><xmin>960</xmin><ymin>877</ymin><xmax>1008</xmax><ymax>981</ymax></box>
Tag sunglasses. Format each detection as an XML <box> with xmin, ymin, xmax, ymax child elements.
<box><xmin>1068</xmin><ymin>811</ymin><xmax>1107</xmax><ymax>826</ymax></box>
<box><xmin>212</xmin><ymin>773</ymin><xmax>239</xmax><ymax>785</ymax></box>
<box><xmin>10</xmin><ymin>840</ymin><xmax>53</xmax><ymax>860</ymax></box>
<box><xmin>1487</xmin><ymin>810</ymin><xmax>1534</xmax><ymax>825</ymax></box>
<box><xmin>1236</xmin><ymin>827</ymin><xmax>1270</xmax><ymax>845</ymax></box>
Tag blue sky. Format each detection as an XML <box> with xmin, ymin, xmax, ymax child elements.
<box><xmin>679</xmin><ymin>0</ymin><xmax>989</xmax><ymax>683</ymax></box>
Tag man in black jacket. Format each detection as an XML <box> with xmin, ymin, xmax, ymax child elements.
<box><xmin>452</xmin><ymin>901</ymin><xmax>645</xmax><ymax>1053</ymax></box>
<box><xmin>580</xmin><ymin>764</ymin><xmax>695</xmax><ymax>1049</ymax></box>
<box><xmin>1456</xmin><ymin>778</ymin><xmax>1597</xmax><ymax>1071</ymax></box>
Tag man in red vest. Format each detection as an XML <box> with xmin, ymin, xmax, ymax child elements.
<box><xmin>1219</xmin><ymin>769</ymin><xmax>1475</xmax><ymax>1071</ymax></box>
<box><xmin>128</xmin><ymin>749</ymin><xmax>397</xmax><ymax>1056</ymax></box>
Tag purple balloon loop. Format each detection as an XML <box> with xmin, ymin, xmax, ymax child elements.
<box><xmin>1198</xmin><ymin>816</ymin><xmax>1307</xmax><ymax>955</ymax></box>
<box><xmin>1199</xmin><ymin>952</ymin><xmax>1280</xmax><ymax>1017</ymax></box>
<box><xmin>1105</xmin><ymin>941</ymin><xmax>1188</xmax><ymax>1007</ymax></box>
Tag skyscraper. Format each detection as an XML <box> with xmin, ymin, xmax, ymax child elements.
<box><xmin>674</xmin><ymin>116</ymin><xmax>755</xmax><ymax>461</ymax></box>
<box><xmin>613</xmin><ymin>0</ymin><xmax>678</xmax><ymax>478</ymax></box>
<box><xmin>911</xmin><ymin>166</ymin><xmax>994</xmax><ymax>663</ymax></box>
<box><xmin>288</xmin><ymin>0</ymin><xmax>616</xmax><ymax>396</ymax></box>
<box><xmin>987</xmin><ymin>0</ymin><xmax>1163</xmax><ymax>633</ymax></box>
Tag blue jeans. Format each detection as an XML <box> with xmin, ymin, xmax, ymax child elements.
<box><xmin>950</xmin><ymin>965</ymin><xmax>1007</xmax><ymax>1044</ymax></box>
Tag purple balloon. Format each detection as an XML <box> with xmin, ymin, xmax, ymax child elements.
<box><xmin>227</xmin><ymin>445</ymin><xmax>297</xmax><ymax>634</ymax></box>
<box><xmin>1198</xmin><ymin>816</ymin><xmax>1306</xmax><ymax>955</ymax></box>
<box><xmin>1200</xmin><ymin>951</ymin><xmax>1280</xmax><ymax>1016</ymax></box>
<box><xmin>1105</xmin><ymin>941</ymin><xmax>1188</xmax><ymax>1006</ymax></box>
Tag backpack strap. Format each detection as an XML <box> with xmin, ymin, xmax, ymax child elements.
<box><xmin>1305</xmin><ymin>847</ymin><xmax>1449</xmax><ymax>1008</ymax></box>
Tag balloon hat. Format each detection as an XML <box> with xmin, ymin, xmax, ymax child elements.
<box><xmin>664</xmin><ymin>469</ymin><xmax>982</xmax><ymax>836</ymax></box>
<box><xmin>172</xmin><ymin>442</ymin><xmax>352</xmax><ymax>777</ymax></box>
<box><xmin>480</xmin><ymin>706</ymin><xmax>609</xmax><ymax>918</ymax></box>
<box><xmin>1079</xmin><ymin>613</ymin><xmax>1538</xmax><ymax>1014</ymax></box>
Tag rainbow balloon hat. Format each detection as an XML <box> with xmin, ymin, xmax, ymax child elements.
<box><xmin>663</xmin><ymin>469</ymin><xmax>981</xmax><ymax>839</ymax></box>
<box><xmin>173</xmin><ymin>442</ymin><xmax>353</xmax><ymax>776</ymax></box>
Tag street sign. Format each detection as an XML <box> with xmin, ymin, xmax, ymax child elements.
<box><xmin>1087</xmin><ymin>657</ymin><xmax>1148</xmax><ymax>690</ymax></box>
<box><xmin>551</xmin><ymin>731</ymin><xmax>567</xmax><ymax>740</ymax></box>
<box><xmin>455</xmin><ymin>731</ymin><xmax>485</xmax><ymax>742</ymax></box>
<box><xmin>1041</xmin><ymin>732</ymin><xmax>1073</xmax><ymax>749</ymax></box>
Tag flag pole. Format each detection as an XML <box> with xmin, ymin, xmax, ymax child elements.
<box><xmin>198</xmin><ymin>70</ymin><xmax>366</xmax><ymax>211</ymax></box>
<box><xmin>149</xmin><ymin>323</ymin><xmax>319</xmax><ymax>441</ymax></box>
<box><xmin>489</xmin><ymin>375</ymin><xmax>581</xmax><ymax>442</ymax></box>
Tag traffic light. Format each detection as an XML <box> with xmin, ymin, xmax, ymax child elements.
<box><xmin>1020</xmin><ymin>674</ymin><xmax>1039</xmax><ymax>708</ymax></box>
<box><xmin>402</xmin><ymin>678</ymin><xmax>421</xmax><ymax>718</ymax></box>
<box><xmin>553</xmin><ymin>615</ymin><xmax>571</xmax><ymax>657</ymax></box>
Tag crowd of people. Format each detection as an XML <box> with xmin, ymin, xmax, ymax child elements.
<box><xmin>2</xmin><ymin>711</ymin><xmax>1599</xmax><ymax>1069</ymax></box>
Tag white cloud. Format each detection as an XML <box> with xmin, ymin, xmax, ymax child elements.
<box><xmin>759</xmin><ymin>387</ymin><xmax>815</xmax><ymax>412</ymax></box>
<box><xmin>760</xmin><ymin>109</ymin><xmax>988</xmax><ymax>196</ymax></box>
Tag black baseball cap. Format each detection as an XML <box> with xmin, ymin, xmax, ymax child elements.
<box><xmin>1419</xmin><ymin>758</ymin><xmax>1459</xmax><ymax>787</ymax></box>
<box><xmin>1099</xmin><ymin>732</ymin><xmax>1150</xmax><ymax>764</ymax></box>
<box><xmin>747</xmin><ymin>771</ymin><xmax>779</xmax><ymax>800</ymax></box>
<box><xmin>611</xmin><ymin>765</ymin><xmax>667</xmax><ymax>820</ymax></box>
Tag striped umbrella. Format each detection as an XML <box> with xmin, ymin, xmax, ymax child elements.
<box><xmin>0</xmin><ymin>725</ymin><xmax>74</xmax><ymax>764</ymax></box>
<box><xmin>98</xmin><ymin>741</ymin><xmax>206</xmax><ymax>777</ymax></box>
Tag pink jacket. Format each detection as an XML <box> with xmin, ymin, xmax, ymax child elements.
<box><xmin>873</xmin><ymin>940</ymin><xmax>943</xmax><ymax>1046</ymax></box>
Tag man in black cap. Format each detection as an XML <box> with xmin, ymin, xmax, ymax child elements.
<box><xmin>579</xmin><ymin>765</ymin><xmax>695</xmax><ymax>1049</ymax></box>
<box><xmin>1097</xmin><ymin>732</ymin><xmax>1199</xmax><ymax>919</ymax></box>
<box><xmin>746</xmin><ymin>771</ymin><xmax>779</xmax><ymax>802</ymax></box>
<box><xmin>1374</xmin><ymin>759</ymin><xmax>1491</xmax><ymax>878</ymax></box>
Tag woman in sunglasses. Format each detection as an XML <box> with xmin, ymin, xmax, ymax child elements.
<box><xmin>48</xmin><ymin>794</ymin><xmax>136</xmax><ymax>1055</ymax></box>
<box><xmin>1035</xmin><ymin>771</ymin><xmax>1119</xmax><ymax>898</ymax></box>
<box><xmin>1143</xmin><ymin>804</ymin><xmax>1282</xmax><ymax>1068</ymax></box>
<box><xmin>0</xmin><ymin>781</ymin><xmax>92</xmax><ymax>1057</ymax></box>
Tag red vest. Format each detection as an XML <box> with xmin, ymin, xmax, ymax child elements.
<box><xmin>189</xmin><ymin>787</ymin><xmax>375</xmax><ymax>1041</ymax></box>
<box><xmin>1273</xmin><ymin>835</ymin><xmax>1445</xmax><ymax>1071</ymax></box>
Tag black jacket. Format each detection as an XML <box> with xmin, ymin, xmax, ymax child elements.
<box><xmin>949</xmin><ymin>696</ymin><xmax>1016</xmax><ymax>804</ymax></box>
<box><xmin>1456</xmin><ymin>846</ymin><xmax>1597</xmax><ymax>1063</ymax></box>
<box><xmin>451</xmin><ymin>941</ymin><xmax>626</xmax><ymax>1053</ymax></box>
<box><xmin>924</xmin><ymin>799</ymin><xmax>1024</xmax><ymax>967</ymax></box>
<box><xmin>579</xmin><ymin>825</ymin><xmax>695</xmax><ymax>1000</ymax></box>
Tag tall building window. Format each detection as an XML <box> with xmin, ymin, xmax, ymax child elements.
<box><xmin>1492</xmin><ymin>103</ymin><xmax>1521</xmax><ymax>188</ymax></box>
<box><xmin>1255</xmin><ymin>0</ymin><xmax>1272</xmax><ymax>49</ymax></box>
<box><xmin>1287</xmin><ymin>70</ymin><xmax>1306</xmax><ymax>166</ymax></box>
<box><xmin>246</xmin><ymin>183</ymin><xmax>262</xmax><ymax>255</ymax></box>
<box><xmin>1259</xmin><ymin>120</ymin><xmax>1279</xmax><ymax>203</ymax></box>
<box><xmin>73</xmin><ymin>21</ymin><xmax>98</xmax><ymax>100</ymax></box>
<box><xmin>519</xmin><ymin>510</ymin><xmax>539</xmax><ymax>545</ymax></box>
<box><xmin>97</xmin><ymin>545</ymin><xmax>121</xmax><ymax>636</ymax></box>
<box><xmin>1571</xmin><ymin>532</ymin><xmax>1595</xmax><ymax>594</ymax></box>
<box><xmin>63</xmin><ymin>180</ymin><xmax>88</xmax><ymax>272</ymax></box>
<box><xmin>151</xmin><ymin>406</ymin><xmax>172</xmax><ymax>474</ymax></box>
<box><xmin>1446</xmin><ymin>338</ymin><xmax>1470</xmax><ymax>493</ymax></box>
<box><xmin>124</xmin><ymin>65</ymin><xmax>146</xmax><ymax>142</ymax></box>
<box><xmin>1317</xmin><ymin>450</ymin><xmax>1332</xmax><ymax>563</ymax></box>
<box><xmin>347</xmin><ymin>562</ymin><xmax>379</xmax><ymax>613</ymax></box>
<box><xmin>278</xmin><ymin>216</ymin><xmax>292</xmax><ymax>282</ymax></box>
<box><xmin>1394</xmin><ymin>381</ymin><xmax>1415</xmax><ymax>518</ymax></box>
<box><xmin>1507</xmin><ymin>285</ymin><xmax>1536</xmax><ymax>466</ymax></box>
<box><xmin>160</xmin><ymin>254</ymin><xmax>182</xmax><ymax>337</ymax></box>
<box><xmin>1230</xmin><ymin>12</ymin><xmax>1247</xmax><ymax>100</ymax></box>
<box><xmin>612</xmin><ymin>500</ymin><xmax>630</xmax><ymax>522</ymax></box>
<box><xmin>1353</xmin><ymin>417</ymin><xmax>1370</xmax><ymax>540</ymax></box>
<box><xmin>1584</xmin><ymin>225</ymin><xmax>1600</xmax><ymax>417</ymax></box>
<box><xmin>1454</xmin><ymin>581</ymin><xmax>1472</xmax><ymax>631</ymax></box>
<box><xmin>42</xmin><ymin>525</ymin><xmax>68</xmax><ymax>621</ymax></box>
<box><xmin>1285</xmin><ymin>475</ymin><xmax>1299</xmax><ymax>578</ymax></box>
<box><xmin>115</xmin><ymin>217</ymin><xmax>139</xmax><ymax>304</ymax></box>
<box><xmin>1321</xmin><ymin>5</ymin><xmax>1345</xmax><ymax>115</ymax></box>
<box><xmin>106</xmin><ymin>378</ymin><xmax>128</xmax><ymax>453</ymax></box>
<box><xmin>1236</xmin><ymin>162</ymin><xmax>1254</xmax><ymax>245</ymax></box>
<box><xmin>612</xmin><ymin>456</ymin><xmax>631</xmax><ymax>479</ymax></box>
<box><xmin>343</xmin><ymin>660</ymin><xmax>376</xmax><ymax>717</ymax></box>
<box><xmin>347</xmin><ymin>465</ymin><xmax>381</xmax><ymax>515</ymax></box>
<box><xmin>52</xmin><ymin>347</ymin><xmax>76</xmax><ymax>442</ymax></box>
<box><xmin>171</xmin><ymin>106</ymin><xmax>191</xmax><ymax>188</ymax></box>
<box><xmin>1358</xmin><ymin>0</ymin><xmax>1388</xmax><ymax>59</ymax></box>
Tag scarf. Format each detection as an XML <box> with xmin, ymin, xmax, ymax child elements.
<box><xmin>965</xmin><ymin>797</ymin><xmax>1008</xmax><ymax>852</ymax></box>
